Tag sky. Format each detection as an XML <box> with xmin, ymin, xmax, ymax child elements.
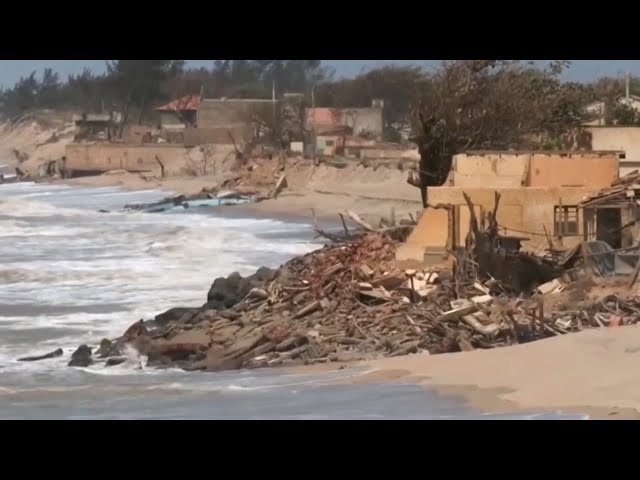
<box><xmin>0</xmin><ymin>60</ymin><xmax>638</xmax><ymax>87</ymax></box>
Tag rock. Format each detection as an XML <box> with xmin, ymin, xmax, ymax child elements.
<box><xmin>224</xmin><ymin>327</ymin><xmax>265</xmax><ymax>359</ymax></box>
<box><xmin>68</xmin><ymin>345</ymin><xmax>93</xmax><ymax>367</ymax></box>
<box><xmin>95</xmin><ymin>338</ymin><xmax>120</xmax><ymax>358</ymax></box>
<box><xmin>210</xmin><ymin>324</ymin><xmax>241</xmax><ymax>344</ymax></box>
<box><xmin>18</xmin><ymin>348</ymin><xmax>63</xmax><ymax>362</ymax></box>
<box><xmin>155</xmin><ymin>307</ymin><xmax>199</xmax><ymax>327</ymax></box>
<box><xmin>206</xmin><ymin>267</ymin><xmax>278</xmax><ymax>310</ymax></box>
<box><xmin>105</xmin><ymin>357</ymin><xmax>127</xmax><ymax>367</ymax></box>
<box><xmin>130</xmin><ymin>335</ymin><xmax>156</xmax><ymax>357</ymax></box>
<box><xmin>153</xmin><ymin>329</ymin><xmax>212</xmax><ymax>362</ymax></box>
<box><xmin>121</xmin><ymin>319</ymin><xmax>149</xmax><ymax>342</ymax></box>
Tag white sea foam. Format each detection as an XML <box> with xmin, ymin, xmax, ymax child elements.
<box><xmin>0</xmin><ymin>181</ymin><xmax>321</xmax><ymax>370</ymax></box>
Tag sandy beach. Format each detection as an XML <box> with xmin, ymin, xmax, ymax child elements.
<box><xmin>311</xmin><ymin>323</ymin><xmax>640</xmax><ymax>419</ymax></box>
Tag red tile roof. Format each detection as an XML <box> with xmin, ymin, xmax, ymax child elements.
<box><xmin>155</xmin><ymin>94</ymin><xmax>201</xmax><ymax>112</ymax></box>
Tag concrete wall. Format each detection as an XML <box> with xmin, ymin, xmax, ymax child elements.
<box><xmin>527</xmin><ymin>153</ymin><xmax>619</xmax><ymax>188</ymax></box>
<box><xmin>65</xmin><ymin>143</ymin><xmax>191</xmax><ymax>176</ymax></box>
<box><xmin>449</xmin><ymin>151</ymin><xmax>619</xmax><ymax>188</ymax></box>
<box><xmin>198</xmin><ymin>99</ymin><xmax>276</xmax><ymax>129</ymax></box>
<box><xmin>587</xmin><ymin>127</ymin><xmax>640</xmax><ymax>175</ymax></box>
<box><xmin>305</xmin><ymin>107</ymin><xmax>383</xmax><ymax>138</ymax></box>
<box><xmin>183</xmin><ymin>125</ymin><xmax>253</xmax><ymax>147</ymax></box>
<box><xmin>449</xmin><ymin>153</ymin><xmax>529</xmax><ymax>187</ymax></box>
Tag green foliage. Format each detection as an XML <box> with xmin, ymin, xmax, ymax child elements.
<box><xmin>0</xmin><ymin>60</ymin><xmax>332</xmax><ymax>120</ymax></box>
<box><xmin>612</xmin><ymin>102</ymin><xmax>640</xmax><ymax>126</ymax></box>
<box><xmin>410</xmin><ymin>60</ymin><xmax>594</xmax><ymax>205</ymax></box>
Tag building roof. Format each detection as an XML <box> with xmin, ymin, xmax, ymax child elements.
<box><xmin>579</xmin><ymin>170</ymin><xmax>640</xmax><ymax>208</ymax></box>
<box><xmin>155</xmin><ymin>94</ymin><xmax>201</xmax><ymax>112</ymax></box>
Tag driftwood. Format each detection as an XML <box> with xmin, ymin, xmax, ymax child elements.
<box><xmin>311</xmin><ymin>209</ymin><xmax>414</xmax><ymax>244</ymax></box>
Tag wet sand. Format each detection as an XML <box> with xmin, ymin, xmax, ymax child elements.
<box><xmin>292</xmin><ymin>324</ymin><xmax>640</xmax><ymax>419</ymax></box>
<box><xmin>50</xmin><ymin>165</ymin><xmax>423</xmax><ymax>226</ymax></box>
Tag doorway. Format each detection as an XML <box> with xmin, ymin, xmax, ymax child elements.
<box><xmin>596</xmin><ymin>208</ymin><xmax>622</xmax><ymax>249</ymax></box>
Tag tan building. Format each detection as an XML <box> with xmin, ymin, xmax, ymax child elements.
<box><xmin>586</xmin><ymin>126</ymin><xmax>640</xmax><ymax>176</ymax></box>
<box><xmin>397</xmin><ymin>151</ymin><xmax>622</xmax><ymax>263</ymax></box>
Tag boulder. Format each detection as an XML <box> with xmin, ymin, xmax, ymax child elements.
<box><xmin>187</xmin><ymin>345</ymin><xmax>243</xmax><ymax>372</ymax></box>
<box><xmin>18</xmin><ymin>348</ymin><xmax>63</xmax><ymax>362</ymax></box>
<box><xmin>121</xmin><ymin>319</ymin><xmax>149</xmax><ymax>342</ymax></box>
<box><xmin>95</xmin><ymin>338</ymin><xmax>120</xmax><ymax>358</ymax></box>
<box><xmin>68</xmin><ymin>345</ymin><xmax>93</xmax><ymax>367</ymax></box>
<box><xmin>105</xmin><ymin>357</ymin><xmax>128</xmax><ymax>367</ymax></box>
<box><xmin>155</xmin><ymin>307</ymin><xmax>200</xmax><ymax>327</ymax></box>
<box><xmin>205</xmin><ymin>267</ymin><xmax>279</xmax><ymax>310</ymax></box>
<box><xmin>210</xmin><ymin>324</ymin><xmax>241</xmax><ymax>344</ymax></box>
<box><xmin>152</xmin><ymin>329</ymin><xmax>212</xmax><ymax>362</ymax></box>
<box><xmin>224</xmin><ymin>327</ymin><xmax>265</xmax><ymax>359</ymax></box>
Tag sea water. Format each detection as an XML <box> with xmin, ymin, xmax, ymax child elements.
<box><xmin>0</xmin><ymin>181</ymin><xmax>588</xmax><ymax>420</ymax></box>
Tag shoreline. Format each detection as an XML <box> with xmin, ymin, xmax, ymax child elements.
<box><xmin>16</xmin><ymin>176</ymin><xmax>640</xmax><ymax>420</ymax></box>
<box><xmin>287</xmin><ymin>360</ymin><xmax>640</xmax><ymax>420</ymax></box>
<box><xmin>44</xmin><ymin>165</ymin><xmax>423</xmax><ymax>227</ymax></box>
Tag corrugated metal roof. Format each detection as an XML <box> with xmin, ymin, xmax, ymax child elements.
<box><xmin>155</xmin><ymin>94</ymin><xmax>201</xmax><ymax>112</ymax></box>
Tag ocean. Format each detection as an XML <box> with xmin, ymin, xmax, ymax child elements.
<box><xmin>0</xmin><ymin>181</ymin><xmax>589</xmax><ymax>419</ymax></box>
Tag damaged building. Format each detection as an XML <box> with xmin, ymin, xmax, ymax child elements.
<box><xmin>579</xmin><ymin>169</ymin><xmax>640</xmax><ymax>249</ymax></box>
<box><xmin>397</xmin><ymin>150</ymin><xmax>624</xmax><ymax>264</ymax></box>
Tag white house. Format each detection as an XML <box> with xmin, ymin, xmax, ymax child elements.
<box><xmin>584</xmin><ymin>94</ymin><xmax>640</xmax><ymax>126</ymax></box>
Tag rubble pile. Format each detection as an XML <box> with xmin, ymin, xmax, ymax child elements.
<box><xmin>28</xmin><ymin>188</ymin><xmax>640</xmax><ymax>373</ymax></box>
<box><xmin>54</xmin><ymin>230</ymin><xmax>640</xmax><ymax>373</ymax></box>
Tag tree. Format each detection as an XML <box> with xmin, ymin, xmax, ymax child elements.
<box><xmin>36</xmin><ymin>68</ymin><xmax>61</xmax><ymax>107</ymax></box>
<box><xmin>315</xmin><ymin>65</ymin><xmax>427</xmax><ymax>140</ymax></box>
<box><xmin>106</xmin><ymin>60</ymin><xmax>185</xmax><ymax>125</ymax></box>
<box><xmin>410</xmin><ymin>60</ymin><xmax>592</xmax><ymax>207</ymax></box>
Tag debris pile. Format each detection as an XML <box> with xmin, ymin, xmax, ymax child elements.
<box><xmin>57</xmin><ymin>230</ymin><xmax>640</xmax><ymax>372</ymax></box>
<box><xmin>28</xmin><ymin>188</ymin><xmax>640</xmax><ymax>372</ymax></box>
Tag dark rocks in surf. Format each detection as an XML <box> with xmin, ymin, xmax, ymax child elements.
<box><xmin>205</xmin><ymin>267</ymin><xmax>278</xmax><ymax>310</ymax></box>
<box><xmin>146</xmin><ymin>329</ymin><xmax>212</xmax><ymax>366</ymax></box>
<box><xmin>154</xmin><ymin>308</ymin><xmax>199</xmax><ymax>327</ymax></box>
<box><xmin>121</xmin><ymin>319</ymin><xmax>149</xmax><ymax>342</ymax></box>
<box><xmin>18</xmin><ymin>348</ymin><xmax>63</xmax><ymax>362</ymax></box>
<box><xmin>68</xmin><ymin>344</ymin><xmax>93</xmax><ymax>367</ymax></box>
<box><xmin>95</xmin><ymin>338</ymin><xmax>121</xmax><ymax>358</ymax></box>
<box><xmin>105</xmin><ymin>357</ymin><xmax>127</xmax><ymax>367</ymax></box>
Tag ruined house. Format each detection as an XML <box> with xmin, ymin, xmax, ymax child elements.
<box><xmin>305</xmin><ymin>102</ymin><xmax>384</xmax><ymax>140</ymax></box>
<box><xmin>579</xmin><ymin>170</ymin><xmax>640</xmax><ymax>249</ymax></box>
<box><xmin>396</xmin><ymin>150</ymin><xmax>623</xmax><ymax>264</ymax></box>
<box><xmin>155</xmin><ymin>94</ymin><xmax>200</xmax><ymax>130</ymax></box>
<box><xmin>73</xmin><ymin>112</ymin><xmax>122</xmax><ymax>141</ymax></box>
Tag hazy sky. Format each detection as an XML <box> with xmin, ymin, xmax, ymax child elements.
<box><xmin>0</xmin><ymin>60</ymin><xmax>637</xmax><ymax>87</ymax></box>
